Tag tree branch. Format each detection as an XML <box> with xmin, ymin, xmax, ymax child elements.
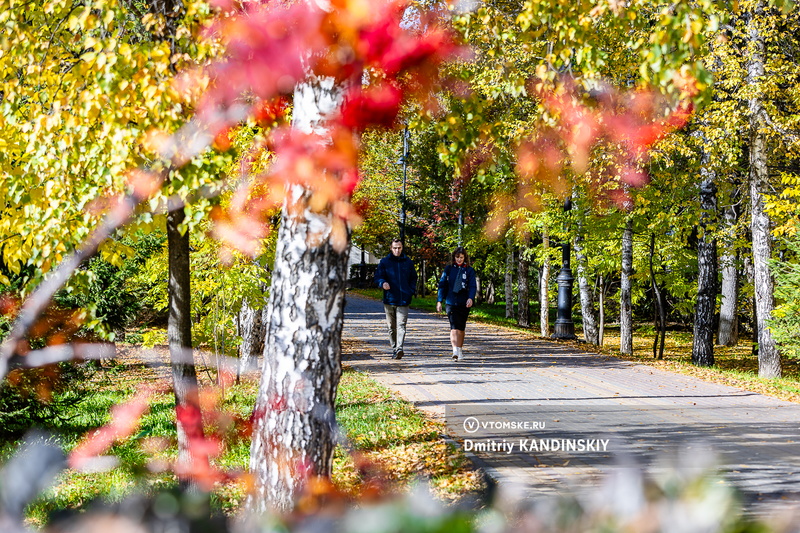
<box><xmin>756</xmin><ymin>103</ymin><xmax>800</xmax><ymax>144</ymax></box>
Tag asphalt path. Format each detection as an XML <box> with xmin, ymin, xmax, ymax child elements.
<box><xmin>342</xmin><ymin>292</ymin><xmax>800</xmax><ymax>518</ymax></box>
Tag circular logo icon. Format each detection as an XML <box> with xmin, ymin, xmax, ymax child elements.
<box><xmin>463</xmin><ymin>416</ymin><xmax>480</xmax><ymax>433</ymax></box>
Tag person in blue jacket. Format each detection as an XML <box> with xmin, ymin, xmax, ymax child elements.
<box><xmin>437</xmin><ymin>246</ymin><xmax>477</xmax><ymax>361</ymax></box>
<box><xmin>375</xmin><ymin>238</ymin><xmax>417</xmax><ymax>359</ymax></box>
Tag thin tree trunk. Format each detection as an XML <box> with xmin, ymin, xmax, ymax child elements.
<box><xmin>247</xmin><ymin>77</ymin><xmax>349</xmax><ymax>512</ymax></box>
<box><xmin>717</xmin><ymin>252</ymin><xmax>739</xmax><ymax>346</ymax></box>
<box><xmin>147</xmin><ymin>0</ymin><xmax>206</xmax><ymax>487</ymax></box>
<box><xmin>747</xmin><ymin>4</ymin><xmax>781</xmax><ymax>377</ymax></box>
<box><xmin>540</xmin><ymin>231</ymin><xmax>550</xmax><ymax>336</ymax></box>
<box><xmin>620</xmin><ymin>219</ymin><xmax>634</xmax><ymax>355</ymax></box>
<box><xmin>419</xmin><ymin>260</ymin><xmax>426</xmax><ymax>297</ymax></box>
<box><xmin>505</xmin><ymin>237</ymin><xmax>514</xmax><ymax>319</ymax></box>
<box><xmin>359</xmin><ymin>247</ymin><xmax>366</xmax><ymax>287</ymax></box>
<box><xmin>649</xmin><ymin>234</ymin><xmax>667</xmax><ymax>360</ymax></box>
<box><xmin>237</xmin><ymin>298</ymin><xmax>265</xmax><ymax>379</ymax></box>
<box><xmin>517</xmin><ymin>246</ymin><xmax>530</xmax><ymax>328</ymax></box>
<box><xmin>166</xmin><ymin>207</ymin><xmax>203</xmax><ymax>474</ymax></box>
<box><xmin>574</xmin><ymin>233</ymin><xmax>598</xmax><ymax>344</ymax></box>
<box><xmin>744</xmin><ymin>253</ymin><xmax>759</xmax><ymax>355</ymax></box>
<box><xmin>486</xmin><ymin>279</ymin><xmax>495</xmax><ymax>304</ymax></box>
<box><xmin>598</xmin><ymin>275</ymin><xmax>605</xmax><ymax>346</ymax></box>
<box><xmin>717</xmin><ymin>202</ymin><xmax>740</xmax><ymax>346</ymax></box>
<box><xmin>692</xmin><ymin>153</ymin><xmax>718</xmax><ymax>367</ymax></box>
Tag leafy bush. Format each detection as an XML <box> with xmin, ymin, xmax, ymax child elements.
<box><xmin>128</xmin><ymin>222</ymin><xmax>272</xmax><ymax>354</ymax></box>
<box><xmin>770</xmin><ymin>238</ymin><xmax>800</xmax><ymax>359</ymax></box>
<box><xmin>349</xmin><ymin>263</ymin><xmax>379</xmax><ymax>287</ymax></box>
<box><xmin>0</xmin><ymin>363</ymin><xmax>95</xmax><ymax>439</ymax></box>
<box><xmin>56</xmin><ymin>231</ymin><xmax>167</xmax><ymax>336</ymax></box>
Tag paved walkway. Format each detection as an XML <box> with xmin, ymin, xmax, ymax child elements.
<box><xmin>342</xmin><ymin>293</ymin><xmax>800</xmax><ymax>518</ymax></box>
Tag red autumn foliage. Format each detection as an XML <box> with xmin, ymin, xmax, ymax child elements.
<box><xmin>191</xmin><ymin>0</ymin><xmax>460</xmax><ymax>255</ymax></box>
<box><xmin>340</xmin><ymin>82</ymin><xmax>403</xmax><ymax>131</ymax></box>
<box><xmin>254</xmin><ymin>96</ymin><xmax>291</xmax><ymax>128</ymax></box>
<box><xmin>199</xmin><ymin>3</ymin><xmax>327</xmax><ymax>115</ymax></box>
<box><xmin>212</xmin><ymin>127</ymin><xmax>234</xmax><ymax>152</ymax></box>
<box><xmin>507</xmin><ymin>79</ymin><xmax>695</xmax><ymax>221</ymax></box>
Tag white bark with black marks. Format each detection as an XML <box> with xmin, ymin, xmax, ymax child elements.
<box><xmin>598</xmin><ymin>275</ymin><xmax>605</xmax><ymax>346</ymax></box>
<box><xmin>505</xmin><ymin>237</ymin><xmax>514</xmax><ymax>319</ymax></box>
<box><xmin>718</xmin><ymin>202</ymin><xmax>740</xmax><ymax>346</ymax></box>
<box><xmin>517</xmin><ymin>245</ymin><xmax>530</xmax><ymax>328</ymax></box>
<box><xmin>246</xmin><ymin>199</ymin><xmax>349</xmax><ymax>513</ymax></box>
<box><xmin>539</xmin><ymin>231</ymin><xmax>550</xmax><ymax>336</ymax></box>
<box><xmin>237</xmin><ymin>298</ymin><xmax>266</xmax><ymax>379</ymax></box>
<box><xmin>692</xmin><ymin>150</ymin><xmax>718</xmax><ymax>367</ymax></box>
<box><xmin>620</xmin><ymin>220</ymin><xmax>634</xmax><ymax>355</ymax></box>
<box><xmin>247</xmin><ymin>77</ymin><xmax>350</xmax><ymax>513</ymax></box>
<box><xmin>483</xmin><ymin>279</ymin><xmax>495</xmax><ymax>304</ymax></box>
<box><xmin>747</xmin><ymin>4</ymin><xmax>781</xmax><ymax>377</ymax></box>
<box><xmin>574</xmin><ymin>233</ymin><xmax>598</xmax><ymax>344</ymax></box>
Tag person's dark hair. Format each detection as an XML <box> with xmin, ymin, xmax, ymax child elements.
<box><xmin>391</xmin><ymin>238</ymin><xmax>403</xmax><ymax>246</ymax></box>
<box><xmin>451</xmin><ymin>246</ymin><xmax>470</xmax><ymax>266</ymax></box>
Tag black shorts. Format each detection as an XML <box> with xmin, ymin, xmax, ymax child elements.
<box><xmin>446</xmin><ymin>304</ymin><xmax>470</xmax><ymax>331</ymax></box>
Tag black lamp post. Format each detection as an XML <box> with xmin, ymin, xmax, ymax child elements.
<box><xmin>396</xmin><ymin>125</ymin><xmax>410</xmax><ymax>243</ymax></box>
<box><xmin>552</xmin><ymin>198</ymin><xmax>577</xmax><ymax>340</ymax></box>
<box><xmin>458</xmin><ymin>208</ymin><xmax>463</xmax><ymax>246</ymax></box>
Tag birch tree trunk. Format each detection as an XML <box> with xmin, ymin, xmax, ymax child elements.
<box><xmin>649</xmin><ymin>234</ymin><xmax>666</xmax><ymax>360</ymax></box>
<box><xmin>247</xmin><ymin>77</ymin><xmax>350</xmax><ymax>513</ymax></box>
<box><xmin>620</xmin><ymin>219</ymin><xmax>634</xmax><ymax>355</ymax></box>
<box><xmin>598</xmin><ymin>275</ymin><xmax>605</xmax><ymax>346</ymax></box>
<box><xmin>692</xmin><ymin>151</ymin><xmax>718</xmax><ymax>367</ymax></box>
<box><xmin>484</xmin><ymin>279</ymin><xmax>495</xmax><ymax>305</ymax></box>
<box><xmin>747</xmin><ymin>4</ymin><xmax>781</xmax><ymax>378</ymax></box>
<box><xmin>505</xmin><ymin>237</ymin><xmax>514</xmax><ymax>319</ymax></box>
<box><xmin>717</xmin><ymin>202</ymin><xmax>740</xmax><ymax>346</ymax></box>
<box><xmin>517</xmin><ymin>247</ymin><xmax>530</xmax><ymax>328</ymax></box>
<box><xmin>237</xmin><ymin>298</ymin><xmax>266</xmax><ymax>379</ymax></box>
<box><xmin>419</xmin><ymin>260</ymin><xmax>426</xmax><ymax>297</ymax></box>
<box><xmin>574</xmin><ymin>233</ymin><xmax>598</xmax><ymax>344</ymax></box>
<box><xmin>539</xmin><ymin>231</ymin><xmax>550</xmax><ymax>336</ymax></box>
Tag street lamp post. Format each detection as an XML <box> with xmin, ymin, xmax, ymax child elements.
<box><xmin>552</xmin><ymin>198</ymin><xmax>577</xmax><ymax>340</ymax></box>
<box><xmin>458</xmin><ymin>208</ymin><xmax>463</xmax><ymax>246</ymax></box>
<box><xmin>397</xmin><ymin>125</ymin><xmax>410</xmax><ymax>243</ymax></box>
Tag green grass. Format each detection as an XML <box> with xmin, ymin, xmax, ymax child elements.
<box><xmin>333</xmin><ymin>366</ymin><xmax>481</xmax><ymax>498</ymax></box>
<box><xmin>3</xmin><ymin>357</ymin><xmax>480</xmax><ymax>526</ymax></box>
<box><xmin>336</xmin><ymin>368</ymin><xmax>438</xmax><ymax>449</ymax></box>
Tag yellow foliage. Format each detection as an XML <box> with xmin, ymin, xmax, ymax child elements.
<box><xmin>0</xmin><ymin>0</ymin><xmax>218</xmax><ymax>294</ymax></box>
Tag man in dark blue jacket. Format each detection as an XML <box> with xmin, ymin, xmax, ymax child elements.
<box><xmin>375</xmin><ymin>238</ymin><xmax>417</xmax><ymax>359</ymax></box>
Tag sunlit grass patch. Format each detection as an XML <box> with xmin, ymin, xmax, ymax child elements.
<box><xmin>333</xmin><ymin>367</ymin><xmax>484</xmax><ymax>501</ymax></box>
<box><xmin>597</xmin><ymin>329</ymin><xmax>800</xmax><ymax>403</ymax></box>
<box><xmin>13</xmin><ymin>348</ymin><xmax>483</xmax><ymax>525</ymax></box>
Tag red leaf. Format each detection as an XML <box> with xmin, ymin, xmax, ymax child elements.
<box><xmin>254</xmin><ymin>96</ymin><xmax>291</xmax><ymax>128</ymax></box>
<box><xmin>340</xmin><ymin>83</ymin><xmax>402</xmax><ymax>130</ymax></box>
